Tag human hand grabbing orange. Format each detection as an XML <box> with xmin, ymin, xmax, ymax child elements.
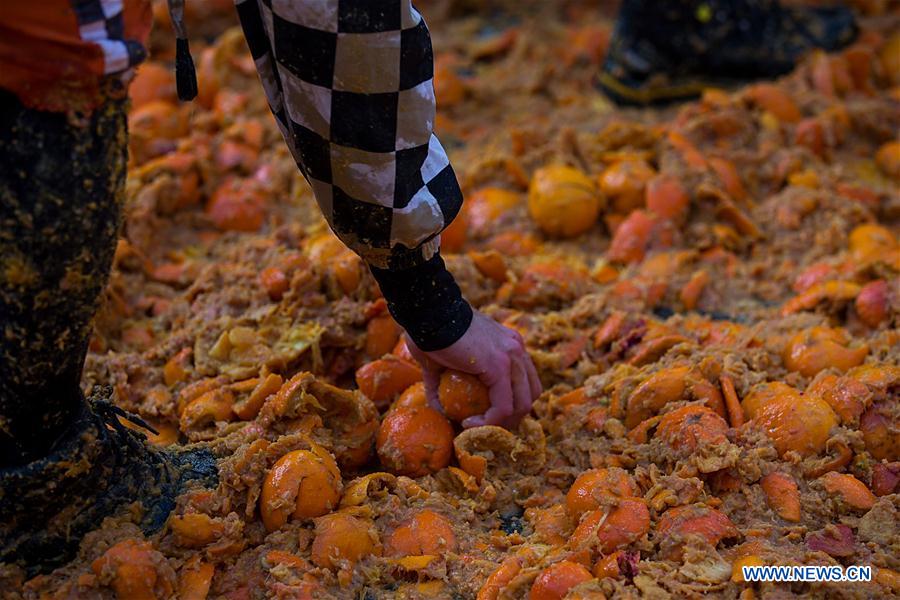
<box><xmin>406</xmin><ymin>311</ymin><xmax>541</xmax><ymax>430</ymax></box>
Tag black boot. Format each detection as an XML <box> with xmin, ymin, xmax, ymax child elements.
<box><xmin>0</xmin><ymin>387</ymin><xmax>218</xmax><ymax>576</ymax></box>
<box><xmin>598</xmin><ymin>0</ymin><xmax>858</xmax><ymax>105</ymax></box>
<box><xmin>0</xmin><ymin>87</ymin><xmax>217</xmax><ymax>576</ymax></box>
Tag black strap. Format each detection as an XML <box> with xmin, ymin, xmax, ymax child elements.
<box><xmin>175</xmin><ymin>37</ymin><xmax>198</xmax><ymax>101</ymax></box>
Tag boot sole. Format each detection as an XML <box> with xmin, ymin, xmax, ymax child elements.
<box><xmin>597</xmin><ymin>70</ymin><xmax>729</xmax><ymax>106</ymax></box>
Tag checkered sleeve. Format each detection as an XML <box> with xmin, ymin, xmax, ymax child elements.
<box><xmin>236</xmin><ymin>0</ymin><xmax>472</xmax><ymax>350</ymax></box>
<box><xmin>235</xmin><ymin>0</ymin><xmax>463</xmax><ymax>271</ymax></box>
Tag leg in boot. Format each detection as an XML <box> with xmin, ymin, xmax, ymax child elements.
<box><xmin>0</xmin><ymin>87</ymin><xmax>126</xmax><ymax>466</ymax></box>
<box><xmin>0</xmin><ymin>85</ymin><xmax>216</xmax><ymax>575</ymax></box>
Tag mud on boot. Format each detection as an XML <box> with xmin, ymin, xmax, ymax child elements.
<box><xmin>0</xmin><ymin>387</ymin><xmax>217</xmax><ymax>576</ymax></box>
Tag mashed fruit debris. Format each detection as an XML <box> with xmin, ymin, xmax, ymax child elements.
<box><xmin>5</xmin><ymin>1</ymin><xmax>899</xmax><ymax>598</ymax></box>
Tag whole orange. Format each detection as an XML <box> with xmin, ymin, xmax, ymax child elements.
<box><xmin>438</xmin><ymin>371</ymin><xmax>490</xmax><ymax>422</ymax></box>
<box><xmin>528</xmin><ymin>165</ymin><xmax>603</xmax><ymax>238</ymax></box>
<box><xmin>376</xmin><ymin>406</ymin><xmax>454</xmax><ymax>477</ymax></box>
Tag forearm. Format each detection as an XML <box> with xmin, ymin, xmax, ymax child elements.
<box><xmin>369</xmin><ymin>253</ymin><xmax>473</xmax><ymax>351</ymax></box>
<box><xmin>238</xmin><ymin>0</ymin><xmax>470</xmax><ymax>350</ymax></box>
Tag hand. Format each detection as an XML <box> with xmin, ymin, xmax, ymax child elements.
<box><xmin>406</xmin><ymin>311</ymin><xmax>542</xmax><ymax>429</ymax></box>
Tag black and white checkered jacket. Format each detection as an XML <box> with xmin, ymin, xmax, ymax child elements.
<box><xmin>235</xmin><ymin>0</ymin><xmax>472</xmax><ymax>350</ymax></box>
<box><xmin>235</xmin><ymin>0</ymin><xmax>463</xmax><ymax>271</ymax></box>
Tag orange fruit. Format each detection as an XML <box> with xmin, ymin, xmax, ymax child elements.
<box><xmin>365</xmin><ymin>314</ymin><xmax>402</xmax><ymax>359</ymax></box>
<box><xmin>526</xmin><ymin>504</ymin><xmax>571</xmax><ymax>546</ymax></box>
<box><xmin>310</xmin><ymin>512</ymin><xmax>381</xmax><ymax>569</ymax></box>
<box><xmin>667</xmin><ymin>130</ymin><xmax>707</xmax><ymax>169</ymax></box>
<box><xmin>178</xmin><ymin>561</ymin><xmax>214</xmax><ymax>600</ymax></box>
<box><xmin>860</xmin><ymin>405</ymin><xmax>899</xmax><ymax>460</ymax></box>
<box><xmin>259</xmin><ymin>266</ymin><xmax>288</xmax><ymax>301</ymax></box>
<box><xmin>795</xmin><ymin>118</ymin><xmax>827</xmax><ymax>157</ymax></box>
<box><xmin>129</xmin><ymin>62</ymin><xmax>176</xmax><ymax>109</ymax></box>
<box><xmin>332</xmin><ymin>252</ymin><xmax>362</xmax><ymax>295</ymax></box>
<box><xmin>386</xmin><ymin>509</ymin><xmax>457</xmax><ymax>556</ymax></box>
<box><xmin>487</xmin><ymin>231</ymin><xmax>541</xmax><ymax>256</ymax></box>
<box><xmin>469</xmin><ymin>249</ymin><xmax>508</xmax><ymax>283</ymax></box>
<box><xmin>376</xmin><ymin>405</ymin><xmax>453</xmax><ymax>477</ymax></box>
<box><xmin>438</xmin><ymin>370</ymin><xmax>490</xmax><ymax>422</ymax></box>
<box><xmin>880</xmin><ymin>32</ymin><xmax>900</xmax><ymax>85</ymax></box>
<box><xmin>91</xmin><ymin>539</ymin><xmax>174</xmax><ymax>600</ymax></box>
<box><xmin>393</xmin><ymin>381</ymin><xmax>428</xmax><ymax>411</ymax></box>
<box><xmin>169</xmin><ymin>513</ymin><xmax>225</xmax><ymax>548</ymax></box>
<box><xmin>569</xmin><ymin>498</ymin><xmax>650</xmax><ymax>554</ymax></box>
<box><xmin>606</xmin><ymin>210</ymin><xmax>656</xmax><ymax>264</ymax></box>
<box><xmin>593</xmin><ymin>551</ymin><xmax>626</xmax><ymax>579</ymax></box>
<box><xmin>805</xmin><ymin>374</ymin><xmax>866</xmax><ymax>424</ymax></box>
<box><xmin>708</xmin><ymin>157</ymin><xmax>747</xmax><ymax>202</ymax></box>
<box><xmin>260</xmin><ymin>447</ymin><xmax>342</xmax><ymax>531</ymax></box>
<box><xmin>528</xmin><ymin>165</ymin><xmax>603</xmax><ymax>238</ymax></box>
<box><xmin>337</xmin><ymin>418</ymin><xmax>380</xmax><ymax>470</ymax></box>
<box><xmin>214</xmin><ymin>139</ymin><xmax>258</xmax><ymax>172</ymax></box>
<box><xmin>306</xmin><ymin>231</ymin><xmax>347</xmax><ymax>263</ymax></box>
<box><xmin>466</xmin><ymin>188</ymin><xmax>522</xmax><ymax>236</ymax></box>
<box><xmin>441</xmin><ymin>208</ymin><xmax>468</xmax><ymax>252</ymax></box>
<box><xmin>680</xmin><ymin>269</ymin><xmax>710</xmax><ymax>311</ymax></box>
<box><xmin>655</xmin><ymin>405</ymin><xmax>729</xmax><ymax>454</ymax></box>
<box><xmin>782</xmin><ymin>327</ymin><xmax>868</xmax><ymax>377</ymax></box>
<box><xmin>744</xmin><ymin>83</ymin><xmax>801</xmax><ymax>123</ymax></box>
<box><xmin>434</xmin><ymin>56</ymin><xmax>466</xmax><ymax>107</ymax></box>
<box><xmin>656</xmin><ymin>505</ymin><xmax>738</xmax><ymax>548</ymax></box>
<box><xmin>565</xmin><ymin>468</ymin><xmax>640</xmax><ymax>519</ymax></box>
<box><xmin>645</xmin><ymin>174</ymin><xmax>690</xmax><ymax>221</ymax></box>
<box><xmin>212</xmin><ymin>90</ymin><xmax>249</xmax><ymax>127</ymax></box>
<box><xmin>598</xmin><ymin>159</ymin><xmax>655</xmax><ymax>214</ymax></box>
<box><xmin>875</xmin><ymin>141</ymin><xmax>900</xmax><ymax>179</ymax></box>
<box><xmin>195</xmin><ymin>47</ymin><xmax>221</xmax><ymax>109</ymax></box>
<box><xmin>856</xmin><ymin>280</ymin><xmax>890</xmax><ymax>327</ymax></box>
<box><xmin>392</xmin><ymin>337</ymin><xmax>416</xmax><ymax>363</ymax></box>
<box><xmin>303</xmin><ymin>233</ymin><xmax>362</xmax><ymax>294</ymax></box>
<box><xmin>206</xmin><ymin>178</ymin><xmax>266</xmax><ymax>232</ymax></box>
<box><xmin>355</xmin><ymin>356</ymin><xmax>423</xmax><ymax>410</ymax></box>
<box><xmin>760</xmin><ymin>472</ymin><xmax>801</xmax><ymax>522</ymax></box>
<box><xmin>557</xmin><ymin>387</ymin><xmax>587</xmax><ymax>407</ymax></box>
<box><xmin>564</xmin><ymin>24</ymin><xmax>611</xmax><ymax>65</ymax></box>
<box><xmin>741</xmin><ymin>381</ymin><xmax>796</xmax><ymax>419</ymax></box>
<box><xmin>848</xmin><ymin>224</ymin><xmax>897</xmax><ymax>263</ymax></box>
<box><xmin>179</xmin><ymin>387</ymin><xmax>233</xmax><ymax>432</ymax></box>
<box><xmin>128</xmin><ymin>100</ymin><xmax>186</xmax><ymax>140</ymax></box>
<box><xmin>529</xmin><ymin>561</ymin><xmax>593</xmax><ymax>600</ymax></box>
<box><xmin>818</xmin><ymin>472</ymin><xmax>876</xmax><ymax>511</ymax></box>
<box><xmin>743</xmin><ymin>382</ymin><xmax>837</xmax><ymax>457</ymax></box>
<box><xmin>510</xmin><ymin>259</ymin><xmax>590</xmax><ymax>309</ymax></box>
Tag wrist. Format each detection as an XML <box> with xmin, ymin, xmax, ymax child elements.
<box><xmin>369</xmin><ymin>253</ymin><xmax>473</xmax><ymax>351</ymax></box>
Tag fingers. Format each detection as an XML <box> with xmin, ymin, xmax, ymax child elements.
<box><xmin>508</xmin><ymin>328</ymin><xmax>539</xmax><ymax>426</ymax></box>
<box><xmin>523</xmin><ymin>351</ymin><xmax>542</xmax><ymax>400</ymax></box>
<box><xmin>463</xmin><ymin>360</ymin><xmax>515</xmax><ymax>428</ymax></box>
<box><xmin>506</xmin><ymin>359</ymin><xmax>534</xmax><ymax>429</ymax></box>
<box><xmin>404</xmin><ymin>334</ymin><xmax>443</xmax><ymax>411</ymax></box>
<box><xmin>422</xmin><ymin>367</ymin><xmax>442</xmax><ymax>412</ymax></box>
